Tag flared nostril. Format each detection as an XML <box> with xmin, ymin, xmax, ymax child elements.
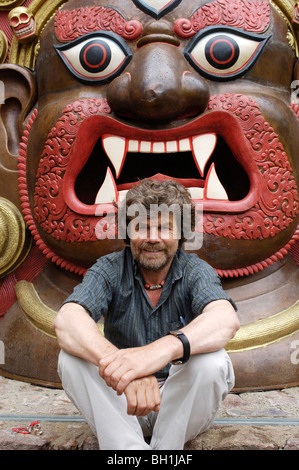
<box><xmin>144</xmin><ymin>83</ymin><xmax>164</xmax><ymax>102</ymax></box>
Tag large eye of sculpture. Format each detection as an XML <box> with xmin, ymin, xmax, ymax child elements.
<box><xmin>184</xmin><ymin>27</ymin><xmax>271</xmax><ymax>81</ymax></box>
<box><xmin>54</xmin><ymin>31</ymin><xmax>132</xmax><ymax>84</ymax></box>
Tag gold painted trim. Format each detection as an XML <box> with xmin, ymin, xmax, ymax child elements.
<box><xmin>15</xmin><ymin>280</ymin><xmax>104</xmax><ymax>339</ymax></box>
<box><xmin>0</xmin><ymin>0</ymin><xmax>25</xmax><ymax>10</ymax></box>
<box><xmin>0</xmin><ymin>197</ymin><xmax>31</xmax><ymax>277</ymax></box>
<box><xmin>8</xmin><ymin>0</ymin><xmax>68</xmax><ymax>68</ymax></box>
<box><xmin>15</xmin><ymin>280</ymin><xmax>299</xmax><ymax>351</ymax></box>
<box><xmin>270</xmin><ymin>0</ymin><xmax>299</xmax><ymax>55</ymax></box>
<box><xmin>0</xmin><ymin>30</ymin><xmax>8</xmax><ymax>63</ymax></box>
<box><xmin>226</xmin><ymin>300</ymin><xmax>299</xmax><ymax>352</ymax></box>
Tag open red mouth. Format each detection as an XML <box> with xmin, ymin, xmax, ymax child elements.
<box><xmin>63</xmin><ymin>111</ymin><xmax>260</xmax><ymax>216</ymax></box>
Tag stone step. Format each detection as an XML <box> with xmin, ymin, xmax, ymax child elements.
<box><xmin>1</xmin><ymin>375</ymin><xmax>298</xmax><ymax>451</ymax></box>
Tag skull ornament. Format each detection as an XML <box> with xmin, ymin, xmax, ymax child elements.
<box><xmin>8</xmin><ymin>7</ymin><xmax>37</xmax><ymax>44</ymax></box>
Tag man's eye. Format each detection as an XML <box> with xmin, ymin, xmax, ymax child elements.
<box><xmin>184</xmin><ymin>27</ymin><xmax>270</xmax><ymax>81</ymax></box>
<box><xmin>54</xmin><ymin>31</ymin><xmax>132</xmax><ymax>84</ymax></box>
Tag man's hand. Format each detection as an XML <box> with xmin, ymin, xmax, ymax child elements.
<box><xmin>124</xmin><ymin>376</ymin><xmax>161</xmax><ymax>416</ymax></box>
<box><xmin>98</xmin><ymin>338</ymin><xmax>182</xmax><ymax>395</ymax></box>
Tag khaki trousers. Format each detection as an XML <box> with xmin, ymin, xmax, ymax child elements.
<box><xmin>58</xmin><ymin>348</ymin><xmax>234</xmax><ymax>450</ymax></box>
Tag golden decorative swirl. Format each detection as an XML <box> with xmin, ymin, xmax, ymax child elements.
<box><xmin>0</xmin><ymin>198</ymin><xmax>31</xmax><ymax>277</ymax></box>
<box><xmin>15</xmin><ymin>280</ymin><xmax>299</xmax><ymax>351</ymax></box>
<box><xmin>9</xmin><ymin>0</ymin><xmax>68</xmax><ymax>68</ymax></box>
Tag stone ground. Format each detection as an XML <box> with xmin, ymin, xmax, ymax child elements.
<box><xmin>0</xmin><ymin>375</ymin><xmax>298</xmax><ymax>451</ymax></box>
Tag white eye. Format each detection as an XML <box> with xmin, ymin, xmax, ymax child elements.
<box><xmin>184</xmin><ymin>27</ymin><xmax>270</xmax><ymax>80</ymax></box>
<box><xmin>55</xmin><ymin>31</ymin><xmax>132</xmax><ymax>84</ymax></box>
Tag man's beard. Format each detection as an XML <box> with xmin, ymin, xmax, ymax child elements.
<box><xmin>131</xmin><ymin>242</ymin><xmax>176</xmax><ymax>272</ymax></box>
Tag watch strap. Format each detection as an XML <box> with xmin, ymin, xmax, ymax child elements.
<box><xmin>168</xmin><ymin>330</ymin><xmax>190</xmax><ymax>365</ymax></box>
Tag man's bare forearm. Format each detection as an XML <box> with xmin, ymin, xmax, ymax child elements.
<box><xmin>53</xmin><ymin>302</ymin><xmax>118</xmax><ymax>365</ymax></box>
<box><xmin>181</xmin><ymin>299</ymin><xmax>240</xmax><ymax>355</ymax></box>
<box><xmin>99</xmin><ymin>299</ymin><xmax>239</xmax><ymax>395</ymax></box>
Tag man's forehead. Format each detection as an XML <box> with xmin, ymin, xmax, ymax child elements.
<box><xmin>54</xmin><ymin>0</ymin><xmax>271</xmax><ymax>42</ymax></box>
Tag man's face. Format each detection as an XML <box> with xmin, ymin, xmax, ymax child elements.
<box><xmin>130</xmin><ymin>214</ymin><xmax>179</xmax><ymax>271</ymax></box>
<box><xmin>24</xmin><ymin>0</ymin><xmax>299</xmax><ymax>275</ymax></box>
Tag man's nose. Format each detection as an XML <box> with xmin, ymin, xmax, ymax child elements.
<box><xmin>106</xmin><ymin>21</ymin><xmax>210</xmax><ymax>124</ymax></box>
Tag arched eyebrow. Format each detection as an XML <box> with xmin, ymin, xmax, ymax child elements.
<box><xmin>54</xmin><ymin>6</ymin><xmax>143</xmax><ymax>42</ymax></box>
<box><xmin>174</xmin><ymin>0</ymin><xmax>271</xmax><ymax>39</ymax></box>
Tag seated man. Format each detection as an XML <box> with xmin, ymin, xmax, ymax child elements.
<box><xmin>53</xmin><ymin>179</ymin><xmax>240</xmax><ymax>450</ymax></box>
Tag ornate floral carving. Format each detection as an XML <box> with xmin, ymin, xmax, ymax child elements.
<box><xmin>33</xmin><ymin>99</ymin><xmax>113</xmax><ymax>245</ymax></box>
<box><xmin>174</xmin><ymin>0</ymin><xmax>271</xmax><ymax>39</ymax></box>
<box><xmin>203</xmin><ymin>94</ymin><xmax>299</xmax><ymax>244</ymax></box>
<box><xmin>54</xmin><ymin>6</ymin><xmax>143</xmax><ymax>42</ymax></box>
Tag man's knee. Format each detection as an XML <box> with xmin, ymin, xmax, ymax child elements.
<box><xmin>170</xmin><ymin>349</ymin><xmax>234</xmax><ymax>391</ymax></box>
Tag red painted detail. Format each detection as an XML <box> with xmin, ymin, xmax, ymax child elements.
<box><xmin>174</xmin><ymin>0</ymin><xmax>271</xmax><ymax>39</ymax></box>
<box><xmin>54</xmin><ymin>6</ymin><xmax>143</xmax><ymax>42</ymax></box>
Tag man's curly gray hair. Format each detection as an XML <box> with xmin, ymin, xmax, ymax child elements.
<box><xmin>117</xmin><ymin>179</ymin><xmax>196</xmax><ymax>246</ymax></box>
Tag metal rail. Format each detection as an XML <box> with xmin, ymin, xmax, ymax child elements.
<box><xmin>0</xmin><ymin>415</ymin><xmax>298</xmax><ymax>426</ymax></box>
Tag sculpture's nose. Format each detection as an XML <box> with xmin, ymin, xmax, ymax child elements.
<box><xmin>106</xmin><ymin>21</ymin><xmax>210</xmax><ymax>124</ymax></box>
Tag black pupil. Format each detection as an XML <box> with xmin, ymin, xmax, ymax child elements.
<box><xmin>205</xmin><ymin>35</ymin><xmax>239</xmax><ymax>69</ymax></box>
<box><xmin>80</xmin><ymin>40</ymin><xmax>111</xmax><ymax>73</ymax></box>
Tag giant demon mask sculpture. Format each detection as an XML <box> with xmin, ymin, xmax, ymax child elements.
<box><xmin>0</xmin><ymin>0</ymin><xmax>298</xmax><ymax>390</ymax></box>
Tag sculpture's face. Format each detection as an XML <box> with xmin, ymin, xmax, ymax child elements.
<box><xmin>25</xmin><ymin>0</ymin><xmax>299</xmax><ymax>274</ymax></box>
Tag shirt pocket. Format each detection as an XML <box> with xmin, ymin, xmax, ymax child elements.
<box><xmin>167</xmin><ymin>320</ymin><xmax>185</xmax><ymax>331</ymax></box>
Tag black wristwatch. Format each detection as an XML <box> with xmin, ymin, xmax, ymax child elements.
<box><xmin>168</xmin><ymin>330</ymin><xmax>190</xmax><ymax>365</ymax></box>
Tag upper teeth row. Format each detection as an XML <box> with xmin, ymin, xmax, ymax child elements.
<box><xmin>95</xmin><ymin>134</ymin><xmax>228</xmax><ymax>204</ymax></box>
<box><xmin>102</xmin><ymin>134</ymin><xmax>217</xmax><ymax>178</ymax></box>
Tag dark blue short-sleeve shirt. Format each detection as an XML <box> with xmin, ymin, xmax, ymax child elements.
<box><xmin>63</xmin><ymin>247</ymin><xmax>237</xmax><ymax>378</ymax></box>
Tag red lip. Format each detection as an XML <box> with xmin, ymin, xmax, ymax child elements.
<box><xmin>63</xmin><ymin>112</ymin><xmax>261</xmax><ymax>216</ymax></box>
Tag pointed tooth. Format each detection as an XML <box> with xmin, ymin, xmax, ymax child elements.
<box><xmin>205</xmin><ymin>163</ymin><xmax>228</xmax><ymax>200</ymax></box>
<box><xmin>189</xmin><ymin>187</ymin><xmax>204</xmax><ymax>199</ymax></box>
<box><xmin>192</xmin><ymin>134</ymin><xmax>217</xmax><ymax>177</ymax></box>
<box><xmin>102</xmin><ymin>135</ymin><xmax>127</xmax><ymax>179</ymax></box>
<box><xmin>95</xmin><ymin>167</ymin><xmax>118</xmax><ymax>204</ymax></box>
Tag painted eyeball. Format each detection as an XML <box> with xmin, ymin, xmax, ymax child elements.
<box><xmin>184</xmin><ymin>26</ymin><xmax>270</xmax><ymax>81</ymax></box>
<box><xmin>54</xmin><ymin>31</ymin><xmax>132</xmax><ymax>84</ymax></box>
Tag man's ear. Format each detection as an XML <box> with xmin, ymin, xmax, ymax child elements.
<box><xmin>0</xmin><ymin>64</ymin><xmax>37</xmax><ymax>157</ymax></box>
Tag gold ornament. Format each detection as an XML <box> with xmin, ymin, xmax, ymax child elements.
<box><xmin>14</xmin><ymin>279</ymin><xmax>298</xmax><ymax>352</ymax></box>
<box><xmin>8</xmin><ymin>6</ymin><xmax>37</xmax><ymax>44</ymax></box>
<box><xmin>0</xmin><ymin>0</ymin><xmax>25</xmax><ymax>11</ymax></box>
<box><xmin>0</xmin><ymin>198</ymin><xmax>31</xmax><ymax>277</ymax></box>
<box><xmin>0</xmin><ymin>30</ymin><xmax>8</xmax><ymax>63</ymax></box>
